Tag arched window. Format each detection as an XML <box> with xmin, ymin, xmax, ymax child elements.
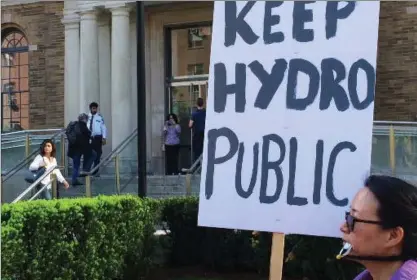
<box><xmin>1</xmin><ymin>27</ymin><xmax>29</xmax><ymax>132</ymax></box>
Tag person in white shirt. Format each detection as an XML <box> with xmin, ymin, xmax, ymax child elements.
<box><xmin>29</xmin><ymin>139</ymin><xmax>69</xmax><ymax>199</ymax></box>
<box><xmin>87</xmin><ymin>102</ymin><xmax>107</xmax><ymax>176</ymax></box>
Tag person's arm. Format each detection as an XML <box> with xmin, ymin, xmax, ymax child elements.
<box><xmin>175</xmin><ymin>124</ymin><xmax>181</xmax><ymax>134</ymax></box>
<box><xmin>100</xmin><ymin>115</ymin><xmax>107</xmax><ymax>142</ymax></box>
<box><xmin>29</xmin><ymin>155</ymin><xmax>45</xmax><ymax>171</ymax></box>
<box><xmin>189</xmin><ymin>112</ymin><xmax>195</xmax><ymax>129</ymax></box>
<box><xmin>81</xmin><ymin>123</ymin><xmax>91</xmax><ymax>138</ymax></box>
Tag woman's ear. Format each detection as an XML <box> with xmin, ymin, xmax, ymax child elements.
<box><xmin>387</xmin><ymin>226</ymin><xmax>404</xmax><ymax>248</ymax></box>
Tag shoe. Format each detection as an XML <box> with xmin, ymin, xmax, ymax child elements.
<box><xmin>72</xmin><ymin>180</ymin><xmax>84</xmax><ymax>186</ymax></box>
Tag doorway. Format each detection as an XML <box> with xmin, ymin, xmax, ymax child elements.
<box><xmin>164</xmin><ymin>22</ymin><xmax>212</xmax><ymax>171</ymax></box>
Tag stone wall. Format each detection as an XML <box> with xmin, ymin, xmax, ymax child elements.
<box><xmin>1</xmin><ymin>2</ymin><xmax>65</xmax><ymax>129</ymax></box>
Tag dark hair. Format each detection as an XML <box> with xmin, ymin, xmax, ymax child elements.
<box><xmin>166</xmin><ymin>113</ymin><xmax>178</xmax><ymax>124</ymax></box>
<box><xmin>89</xmin><ymin>102</ymin><xmax>99</xmax><ymax>109</ymax></box>
<box><xmin>365</xmin><ymin>175</ymin><xmax>417</xmax><ymax>259</ymax></box>
<box><xmin>39</xmin><ymin>139</ymin><xmax>56</xmax><ymax>158</ymax></box>
<box><xmin>196</xmin><ymin>97</ymin><xmax>204</xmax><ymax>107</ymax></box>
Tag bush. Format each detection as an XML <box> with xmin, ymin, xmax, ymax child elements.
<box><xmin>1</xmin><ymin>195</ymin><xmax>160</xmax><ymax>280</ymax></box>
<box><xmin>2</xmin><ymin>195</ymin><xmax>362</xmax><ymax>280</ymax></box>
<box><xmin>159</xmin><ymin>197</ymin><xmax>363</xmax><ymax>280</ymax></box>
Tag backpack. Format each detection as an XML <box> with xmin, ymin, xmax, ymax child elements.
<box><xmin>65</xmin><ymin>121</ymin><xmax>77</xmax><ymax>145</ymax></box>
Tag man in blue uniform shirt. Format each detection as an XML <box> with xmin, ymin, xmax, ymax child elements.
<box><xmin>88</xmin><ymin>102</ymin><xmax>107</xmax><ymax>176</ymax></box>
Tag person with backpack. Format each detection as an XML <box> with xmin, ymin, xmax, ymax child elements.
<box><xmin>66</xmin><ymin>113</ymin><xmax>96</xmax><ymax>186</ymax></box>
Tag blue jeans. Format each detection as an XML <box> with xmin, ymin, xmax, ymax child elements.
<box><xmin>71</xmin><ymin>150</ymin><xmax>97</xmax><ymax>183</ymax></box>
<box><xmin>36</xmin><ymin>184</ymin><xmax>52</xmax><ymax>200</ymax></box>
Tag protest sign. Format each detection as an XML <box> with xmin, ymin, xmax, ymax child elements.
<box><xmin>198</xmin><ymin>1</ymin><xmax>380</xmax><ymax>238</ymax></box>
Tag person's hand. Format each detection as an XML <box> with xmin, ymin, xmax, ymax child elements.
<box><xmin>63</xmin><ymin>180</ymin><xmax>70</xmax><ymax>189</ymax></box>
<box><xmin>102</xmin><ymin>139</ymin><xmax>107</xmax><ymax>146</ymax></box>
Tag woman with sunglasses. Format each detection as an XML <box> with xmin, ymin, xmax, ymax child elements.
<box><xmin>339</xmin><ymin>175</ymin><xmax>417</xmax><ymax>280</ymax></box>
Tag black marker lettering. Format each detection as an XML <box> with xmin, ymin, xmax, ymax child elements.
<box><xmin>235</xmin><ymin>142</ymin><xmax>259</xmax><ymax>199</ymax></box>
<box><xmin>287</xmin><ymin>137</ymin><xmax>308</xmax><ymax>206</ymax></box>
<box><xmin>225</xmin><ymin>1</ymin><xmax>259</xmax><ymax>47</ymax></box>
<box><xmin>348</xmin><ymin>59</ymin><xmax>375</xmax><ymax>110</ymax></box>
<box><xmin>259</xmin><ymin>134</ymin><xmax>286</xmax><ymax>204</ymax></box>
<box><xmin>293</xmin><ymin>1</ymin><xmax>315</xmax><ymax>42</ymax></box>
<box><xmin>320</xmin><ymin>58</ymin><xmax>350</xmax><ymax>112</ymax></box>
<box><xmin>214</xmin><ymin>63</ymin><xmax>247</xmax><ymax>113</ymax></box>
<box><xmin>326</xmin><ymin>141</ymin><xmax>357</xmax><ymax>206</ymax></box>
<box><xmin>250</xmin><ymin>59</ymin><xmax>288</xmax><ymax>110</ymax></box>
<box><xmin>205</xmin><ymin>127</ymin><xmax>239</xmax><ymax>199</ymax></box>
<box><xmin>263</xmin><ymin>1</ymin><xmax>285</xmax><ymax>44</ymax></box>
<box><xmin>286</xmin><ymin>59</ymin><xmax>320</xmax><ymax>110</ymax></box>
<box><xmin>325</xmin><ymin>1</ymin><xmax>356</xmax><ymax>39</ymax></box>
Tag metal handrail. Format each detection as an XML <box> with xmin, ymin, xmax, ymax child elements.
<box><xmin>182</xmin><ymin>154</ymin><xmax>202</xmax><ymax>174</ymax></box>
<box><xmin>86</xmin><ymin>128</ymin><xmax>138</xmax><ymax>176</ymax></box>
<box><xmin>12</xmin><ymin>167</ymin><xmax>59</xmax><ymax>203</ymax></box>
<box><xmin>84</xmin><ymin>129</ymin><xmax>138</xmax><ymax>197</ymax></box>
<box><xmin>2</xmin><ymin>128</ymin><xmax>63</xmax><ymax>138</ymax></box>
<box><xmin>1</xmin><ymin>129</ymin><xmax>66</xmax><ymax>181</ymax></box>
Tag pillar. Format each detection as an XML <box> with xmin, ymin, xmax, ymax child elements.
<box><xmin>98</xmin><ymin>15</ymin><xmax>112</xmax><ymax>155</ymax></box>
<box><xmin>62</xmin><ymin>12</ymin><xmax>80</xmax><ymax>124</ymax></box>
<box><xmin>110</xmin><ymin>6</ymin><xmax>131</xmax><ymax>150</ymax></box>
<box><xmin>79</xmin><ymin>10</ymin><xmax>100</xmax><ymax>113</ymax></box>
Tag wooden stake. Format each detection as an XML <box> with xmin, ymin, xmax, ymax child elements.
<box><xmin>269</xmin><ymin>233</ymin><xmax>285</xmax><ymax>280</ymax></box>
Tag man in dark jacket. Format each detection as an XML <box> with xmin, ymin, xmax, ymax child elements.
<box><xmin>67</xmin><ymin>113</ymin><xmax>96</xmax><ymax>186</ymax></box>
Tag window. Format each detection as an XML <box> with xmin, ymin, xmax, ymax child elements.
<box><xmin>187</xmin><ymin>64</ymin><xmax>204</xmax><ymax>76</ymax></box>
<box><xmin>188</xmin><ymin>27</ymin><xmax>211</xmax><ymax>49</ymax></box>
<box><xmin>1</xmin><ymin>27</ymin><xmax>30</xmax><ymax>132</ymax></box>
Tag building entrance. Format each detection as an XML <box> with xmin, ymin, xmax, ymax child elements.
<box><xmin>167</xmin><ymin>75</ymin><xmax>208</xmax><ymax>171</ymax></box>
<box><xmin>165</xmin><ymin>22</ymin><xmax>212</xmax><ymax>172</ymax></box>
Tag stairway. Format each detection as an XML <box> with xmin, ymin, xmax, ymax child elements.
<box><xmin>2</xmin><ymin>169</ymin><xmax>201</xmax><ymax>203</ymax></box>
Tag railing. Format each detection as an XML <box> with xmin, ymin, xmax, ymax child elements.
<box><xmin>182</xmin><ymin>154</ymin><xmax>202</xmax><ymax>196</ymax></box>
<box><xmin>84</xmin><ymin>129</ymin><xmax>138</xmax><ymax>197</ymax></box>
<box><xmin>11</xmin><ymin>167</ymin><xmax>59</xmax><ymax>203</ymax></box>
<box><xmin>2</xmin><ymin>128</ymin><xmax>63</xmax><ymax>150</ymax></box>
<box><xmin>1</xmin><ymin>129</ymin><xmax>66</xmax><ymax>182</ymax></box>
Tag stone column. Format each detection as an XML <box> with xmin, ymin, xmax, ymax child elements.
<box><xmin>98</xmin><ymin>14</ymin><xmax>112</xmax><ymax>155</ymax></box>
<box><xmin>62</xmin><ymin>12</ymin><xmax>80</xmax><ymax>124</ymax></box>
<box><xmin>110</xmin><ymin>6</ymin><xmax>131</xmax><ymax>150</ymax></box>
<box><xmin>79</xmin><ymin>10</ymin><xmax>100</xmax><ymax>113</ymax></box>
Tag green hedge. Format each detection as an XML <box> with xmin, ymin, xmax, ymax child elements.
<box><xmin>1</xmin><ymin>195</ymin><xmax>362</xmax><ymax>280</ymax></box>
<box><xmin>160</xmin><ymin>197</ymin><xmax>362</xmax><ymax>280</ymax></box>
<box><xmin>1</xmin><ymin>196</ymin><xmax>159</xmax><ymax>280</ymax></box>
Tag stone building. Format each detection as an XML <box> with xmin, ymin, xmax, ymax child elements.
<box><xmin>1</xmin><ymin>1</ymin><xmax>417</xmax><ymax>173</ymax></box>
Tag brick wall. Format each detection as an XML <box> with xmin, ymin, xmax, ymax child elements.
<box><xmin>1</xmin><ymin>2</ymin><xmax>65</xmax><ymax>129</ymax></box>
<box><xmin>375</xmin><ymin>2</ymin><xmax>417</xmax><ymax>121</ymax></box>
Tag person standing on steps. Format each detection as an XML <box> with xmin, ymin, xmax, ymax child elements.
<box><xmin>88</xmin><ymin>102</ymin><xmax>107</xmax><ymax>177</ymax></box>
<box><xmin>66</xmin><ymin>113</ymin><xmax>96</xmax><ymax>186</ymax></box>
<box><xmin>189</xmin><ymin>97</ymin><xmax>206</xmax><ymax>163</ymax></box>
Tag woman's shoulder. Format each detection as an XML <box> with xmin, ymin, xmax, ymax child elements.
<box><xmin>353</xmin><ymin>270</ymin><xmax>371</xmax><ymax>280</ymax></box>
<box><xmin>392</xmin><ymin>260</ymin><xmax>417</xmax><ymax>280</ymax></box>
<box><xmin>33</xmin><ymin>154</ymin><xmax>43</xmax><ymax>161</ymax></box>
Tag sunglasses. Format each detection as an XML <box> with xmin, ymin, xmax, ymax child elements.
<box><xmin>345</xmin><ymin>212</ymin><xmax>382</xmax><ymax>232</ymax></box>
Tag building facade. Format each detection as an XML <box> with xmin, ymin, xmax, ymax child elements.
<box><xmin>1</xmin><ymin>1</ymin><xmax>417</xmax><ymax>174</ymax></box>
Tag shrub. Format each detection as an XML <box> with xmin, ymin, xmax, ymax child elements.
<box><xmin>159</xmin><ymin>197</ymin><xmax>363</xmax><ymax>280</ymax></box>
<box><xmin>1</xmin><ymin>195</ymin><xmax>159</xmax><ymax>280</ymax></box>
<box><xmin>1</xmin><ymin>195</ymin><xmax>362</xmax><ymax>280</ymax></box>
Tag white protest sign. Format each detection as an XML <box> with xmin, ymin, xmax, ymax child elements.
<box><xmin>198</xmin><ymin>1</ymin><xmax>380</xmax><ymax>238</ymax></box>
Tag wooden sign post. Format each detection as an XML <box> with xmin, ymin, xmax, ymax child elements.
<box><xmin>269</xmin><ymin>233</ymin><xmax>285</xmax><ymax>280</ymax></box>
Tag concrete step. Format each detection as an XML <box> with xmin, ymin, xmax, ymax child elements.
<box><xmin>2</xmin><ymin>174</ymin><xmax>202</xmax><ymax>203</ymax></box>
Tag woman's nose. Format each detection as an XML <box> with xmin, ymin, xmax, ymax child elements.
<box><xmin>340</xmin><ymin>221</ymin><xmax>349</xmax><ymax>234</ymax></box>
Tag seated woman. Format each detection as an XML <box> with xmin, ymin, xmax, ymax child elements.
<box><xmin>29</xmin><ymin>139</ymin><xmax>69</xmax><ymax>200</ymax></box>
<box><xmin>339</xmin><ymin>175</ymin><xmax>417</xmax><ymax>280</ymax></box>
